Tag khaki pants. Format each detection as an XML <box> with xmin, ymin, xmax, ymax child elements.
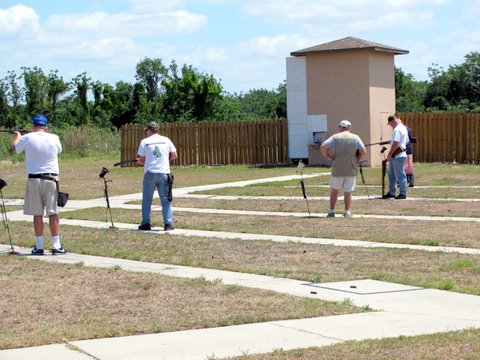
<box><xmin>24</xmin><ymin>178</ymin><xmax>58</xmax><ymax>216</ymax></box>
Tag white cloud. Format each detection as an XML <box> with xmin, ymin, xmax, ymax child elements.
<box><xmin>127</xmin><ymin>0</ymin><xmax>187</xmax><ymax>12</ymax></box>
<box><xmin>237</xmin><ymin>33</ymin><xmax>314</xmax><ymax>57</ymax></box>
<box><xmin>45</xmin><ymin>10</ymin><xmax>207</xmax><ymax>37</ymax></box>
<box><xmin>0</xmin><ymin>4</ymin><xmax>40</xmax><ymax>36</ymax></box>
<box><xmin>0</xmin><ymin>0</ymin><xmax>477</xmax><ymax>93</ymax></box>
<box><xmin>236</xmin><ymin>0</ymin><xmax>448</xmax><ymax>29</ymax></box>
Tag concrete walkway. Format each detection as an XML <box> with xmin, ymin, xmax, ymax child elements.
<box><xmin>2</xmin><ymin>244</ymin><xmax>480</xmax><ymax>360</ymax></box>
<box><xmin>1</xmin><ymin>174</ymin><xmax>480</xmax><ymax>359</ymax></box>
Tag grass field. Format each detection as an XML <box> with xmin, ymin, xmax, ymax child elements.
<box><xmin>1</xmin><ymin>157</ymin><xmax>480</xmax><ymax>358</ymax></box>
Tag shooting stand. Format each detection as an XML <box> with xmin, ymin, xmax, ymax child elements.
<box><xmin>99</xmin><ymin>168</ymin><xmax>115</xmax><ymax>228</ymax></box>
<box><xmin>296</xmin><ymin>161</ymin><xmax>319</xmax><ymax>218</ymax></box>
<box><xmin>358</xmin><ymin>160</ymin><xmax>370</xmax><ymax>199</ymax></box>
<box><xmin>381</xmin><ymin>146</ymin><xmax>388</xmax><ymax>198</ymax></box>
<box><xmin>0</xmin><ymin>179</ymin><xmax>19</xmax><ymax>254</ymax></box>
<box><xmin>364</xmin><ymin>141</ymin><xmax>390</xmax><ymax>199</ymax></box>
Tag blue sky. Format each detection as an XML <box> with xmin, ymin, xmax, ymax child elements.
<box><xmin>1</xmin><ymin>0</ymin><xmax>479</xmax><ymax>94</ymax></box>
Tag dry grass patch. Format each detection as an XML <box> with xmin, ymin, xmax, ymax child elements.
<box><xmin>192</xmin><ymin>179</ymin><xmax>480</xmax><ymax>199</ymax></box>
<box><xmin>62</xmin><ymin>207</ymin><xmax>480</xmax><ymax>249</ymax></box>
<box><xmin>0</xmin><ymin>255</ymin><xmax>360</xmax><ymax>350</ymax></box>
<box><xmin>0</xmin><ymin>158</ymin><xmax>308</xmax><ymax>199</ymax></box>
<box><xmin>7</xmin><ymin>222</ymin><xmax>480</xmax><ymax>295</ymax></box>
<box><xmin>172</xmin><ymin>197</ymin><xmax>480</xmax><ymax>218</ymax></box>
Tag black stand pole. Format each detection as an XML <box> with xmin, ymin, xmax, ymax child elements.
<box><xmin>99</xmin><ymin>167</ymin><xmax>115</xmax><ymax>228</ymax></box>
<box><xmin>380</xmin><ymin>146</ymin><xmax>388</xmax><ymax>198</ymax></box>
<box><xmin>0</xmin><ymin>179</ymin><xmax>19</xmax><ymax>254</ymax></box>
<box><xmin>103</xmin><ymin>177</ymin><xmax>115</xmax><ymax>228</ymax></box>
<box><xmin>296</xmin><ymin>161</ymin><xmax>311</xmax><ymax>216</ymax></box>
<box><xmin>358</xmin><ymin>161</ymin><xmax>370</xmax><ymax>199</ymax></box>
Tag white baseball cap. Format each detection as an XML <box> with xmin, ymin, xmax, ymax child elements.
<box><xmin>338</xmin><ymin>120</ymin><xmax>351</xmax><ymax>128</ymax></box>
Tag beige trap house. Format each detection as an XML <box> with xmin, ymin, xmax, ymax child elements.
<box><xmin>286</xmin><ymin>36</ymin><xmax>409</xmax><ymax>167</ymax></box>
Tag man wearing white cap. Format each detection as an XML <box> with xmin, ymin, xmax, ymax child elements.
<box><xmin>320</xmin><ymin>120</ymin><xmax>367</xmax><ymax>217</ymax></box>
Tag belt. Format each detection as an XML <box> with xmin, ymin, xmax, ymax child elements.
<box><xmin>28</xmin><ymin>173</ymin><xmax>58</xmax><ymax>178</ymax></box>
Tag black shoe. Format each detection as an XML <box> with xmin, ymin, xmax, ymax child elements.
<box><xmin>51</xmin><ymin>247</ymin><xmax>67</xmax><ymax>255</ymax></box>
<box><xmin>395</xmin><ymin>194</ymin><xmax>407</xmax><ymax>200</ymax></box>
<box><xmin>164</xmin><ymin>224</ymin><xmax>175</xmax><ymax>231</ymax></box>
<box><xmin>138</xmin><ymin>223</ymin><xmax>151</xmax><ymax>231</ymax></box>
<box><xmin>382</xmin><ymin>193</ymin><xmax>395</xmax><ymax>199</ymax></box>
<box><xmin>409</xmin><ymin>183</ymin><xmax>414</xmax><ymax>187</ymax></box>
<box><xmin>31</xmin><ymin>247</ymin><xmax>44</xmax><ymax>255</ymax></box>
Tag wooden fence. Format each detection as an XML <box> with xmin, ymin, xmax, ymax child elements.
<box><xmin>121</xmin><ymin>113</ymin><xmax>480</xmax><ymax>166</ymax></box>
<box><xmin>120</xmin><ymin>119</ymin><xmax>288</xmax><ymax>166</ymax></box>
<box><xmin>398</xmin><ymin>113</ymin><xmax>480</xmax><ymax>163</ymax></box>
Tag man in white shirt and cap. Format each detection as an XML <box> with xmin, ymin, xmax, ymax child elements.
<box><xmin>320</xmin><ymin>120</ymin><xmax>367</xmax><ymax>217</ymax></box>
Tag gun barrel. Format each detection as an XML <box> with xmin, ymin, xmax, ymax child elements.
<box><xmin>365</xmin><ymin>140</ymin><xmax>390</xmax><ymax>147</ymax></box>
<box><xmin>0</xmin><ymin>129</ymin><xmax>30</xmax><ymax>135</ymax></box>
<box><xmin>113</xmin><ymin>159</ymin><xmax>138</xmax><ymax>167</ymax></box>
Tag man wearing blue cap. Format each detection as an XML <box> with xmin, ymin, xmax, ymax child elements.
<box><xmin>11</xmin><ymin>114</ymin><xmax>67</xmax><ymax>255</ymax></box>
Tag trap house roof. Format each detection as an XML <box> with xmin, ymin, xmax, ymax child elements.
<box><xmin>290</xmin><ymin>36</ymin><xmax>409</xmax><ymax>56</ymax></box>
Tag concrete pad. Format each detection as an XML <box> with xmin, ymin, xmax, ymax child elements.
<box><xmin>70</xmin><ymin>319</ymin><xmax>342</xmax><ymax>360</ymax></box>
<box><xmin>69</xmin><ymin>310</ymin><xmax>479</xmax><ymax>360</ymax></box>
<box><xmin>307</xmin><ymin>279</ymin><xmax>424</xmax><ymax>295</ymax></box>
<box><xmin>0</xmin><ymin>344</ymin><xmax>91</xmax><ymax>360</ymax></box>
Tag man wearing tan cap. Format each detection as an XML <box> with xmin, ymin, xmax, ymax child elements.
<box><xmin>137</xmin><ymin>121</ymin><xmax>177</xmax><ymax>231</ymax></box>
<box><xmin>320</xmin><ymin>120</ymin><xmax>367</xmax><ymax>217</ymax></box>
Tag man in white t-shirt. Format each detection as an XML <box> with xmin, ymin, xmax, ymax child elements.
<box><xmin>12</xmin><ymin>114</ymin><xmax>67</xmax><ymax>255</ymax></box>
<box><xmin>383</xmin><ymin>114</ymin><xmax>409</xmax><ymax>199</ymax></box>
<box><xmin>137</xmin><ymin>121</ymin><xmax>178</xmax><ymax>231</ymax></box>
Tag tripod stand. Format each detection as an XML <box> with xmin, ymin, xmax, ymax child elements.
<box><xmin>380</xmin><ymin>146</ymin><xmax>388</xmax><ymax>198</ymax></box>
<box><xmin>363</xmin><ymin>141</ymin><xmax>390</xmax><ymax>199</ymax></box>
<box><xmin>99</xmin><ymin>167</ymin><xmax>115</xmax><ymax>228</ymax></box>
<box><xmin>0</xmin><ymin>179</ymin><xmax>19</xmax><ymax>254</ymax></box>
<box><xmin>358</xmin><ymin>160</ymin><xmax>370</xmax><ymax>199</ymax></box>
<box><xmin>296</xmin><ymin>161</ymin><xmax>312</xmax><ymax>216</ymax></box>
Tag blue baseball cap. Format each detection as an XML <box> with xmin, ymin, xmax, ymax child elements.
<box><xmin>32</xmin><ymin>115</ymin><xmax>48</xmax><ymax>127</ymax></box>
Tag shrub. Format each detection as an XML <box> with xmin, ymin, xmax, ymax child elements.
<box><xmin>0</xmin><ymin>126</ymin><xmax>121</xmax><ymax>161</ymax></box>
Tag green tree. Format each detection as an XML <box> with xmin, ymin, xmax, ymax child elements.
<box><xmin>73</xmin><ymin>73</ymin><xmax>91</xmax><ymax>126</ymax></box>
<box><xmin>394</xmin><ymin>67</ymin><xmax>427</xmax><ymax>112</ymax></box>
<box><xmin>161</xmin><ymin>62</ymin><xmax>223</xmax><ymax>122</ymax></box>
<box><xmin>135</xmin><ymin>57</ymin><xmax>167</xmax><ymax>101</ymax></box>
<box><xmin>47</xmin><ymin>70</ymin><xmax>70</xmax><ymax>126</ymax></box>
<box><xmin>6</xmin><ymin>71</ymin><xmax>23</xmax><ymax>127</ymax></box>
<box><xmin>0</xmin><ymin>79</ymin><xmax>9</xmax><ymax>126</ymax></box>
<box><xmin>423</xmin><ymin>64</ymin><xmax>451</xmax><ymax>110</ymax></box>
<box><xmin>110</xmin><ymin>81</ymin><xmax>135</xmax><ymax>128</ymax></box>
<box><xmin>22</xmin><ymin>66</ymin><xmax>48</xmax><ymax>117</ymax></box>
<box><xmin>463</xmin><ymin>52</ymin><xmax>480</xmax><ymax>106</ymax></box>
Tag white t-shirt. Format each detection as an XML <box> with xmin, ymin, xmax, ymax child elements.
<box><xmin>15</xmin><ymin>132</ymin><xmax>62</xmax><ymax>174</ymax></box>
<box><xmin>391</xmin><ymin>123</ymin><xmax>409</xmax><ymax>158</ymax></box>
<box><xmin>137</xmin><ymin>133</ymin><xmax>176</xmax><ymax>173</ymax></box>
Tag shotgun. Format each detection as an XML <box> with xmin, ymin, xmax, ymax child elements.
<box><xmin>364</xmin><ymin>140</ymin><xmax>390</xmax><ymax>147</ymax></box>
<box><xmin>0</xmin><ymin>129</ymin><xmax>30</xmax><ymax>135</ymax></box>
<box><xmin>113</xmin><ymin>159</ymin><xmax>138</xmax><ymax>167</ymax></box>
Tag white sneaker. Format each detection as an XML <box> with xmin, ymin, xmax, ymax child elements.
<box><xmin>343</xmin><ymin>211</ymin><xmax>352</xmax><ymax>217</ymax></box>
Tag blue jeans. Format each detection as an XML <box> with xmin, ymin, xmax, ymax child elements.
<box><xmin>388</xmin><ymin>157</ymin><xmax>407</xmax><ymax>196</ymax></box>
<box><xmin>141</xmin><ymin>172</ymin><xmax>173</xmax><ymax>225</ymax></box>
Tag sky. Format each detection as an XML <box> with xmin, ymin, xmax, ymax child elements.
<box><xmin>1</xmin><ymin>0</ymin><xmax>479</xmax><ymax>94</ymax></box>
